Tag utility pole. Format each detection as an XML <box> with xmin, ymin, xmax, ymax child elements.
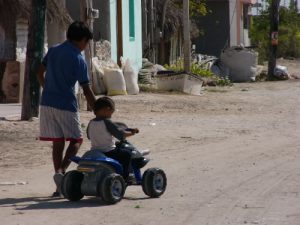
<box><xmin>149</xmin><ymin>0</ymin><xmax>156</xmax><ymax>63</ymax></box>
<box><xmin>21</xmin><ymin>0</ymin><xmax>46</xmax><ymax>120</ymax></box>
<box><xmin>183</xmin><ymin>0</ymin><xmax>191</xmax><ymax>73</ymax></box>
<box><xmin>267</xmin><ymin>0</ymin><xmax>280</xmax><ymax>79</ymax></box>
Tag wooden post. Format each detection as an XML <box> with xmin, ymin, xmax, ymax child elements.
<box><xmin>80</xmin><ymin>0</ymin><xmax>94</xmax><ymax>81</ymax></box>
<box><xmin>21</xmin><ymin>0</ymin><xmax>46</xmax><ymax>120</ymax></box>
<box><xmin>79</xmin><ymin>0</ymin><xmax>94</xmax><ymax>110</ymax></box>
<box><xmin>159</xmin><ymin>0</ymin><xmax>170</xmax><ymax>65</ymax></box>
<box><xmin>117</xmin><ymin>0</ymin><xmax>123</xmax><ymax>66</ymax></box>
<box><xmin>267</xmin><ymin>0</ymin><xmax>280</xmax><ymax>79</ymax></box>
<box><xmin>183</xmin><ymin>0</ymin><xmax>191</xmax><ymax>73</ymax></box>
<box><xmin>149</xmin><ymin>0</ymin><xmax>155</xmax><ymax>63</ymax></box>
<box><xmin>0</xmin><ymin>62</ymin><xmax>6</xmax><ymax>102</ymax></box>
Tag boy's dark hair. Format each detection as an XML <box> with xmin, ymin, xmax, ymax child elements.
<box><xmin>67</xmin><ymin>21</ymin><xmax>93</xmax><ymax>42</ymax></box>
<box><xmin>94</xmin><ymin>97</ymin><xmax>115</xmax><ymax>113</ymax></box>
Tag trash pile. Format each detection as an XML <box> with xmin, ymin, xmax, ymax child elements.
<box><xmin>138</xmin><ymin>58</ymin><xmax>204</xmax><ymax>95</ymax></box>
<box><xmin>92</xmin><ymin>40</ymin><xmax>139</xmax><ymax>96</ymax></box>
<box><xmin>138</xmin><ymin>58</ymin><xmax>166</xmax><ymax>84</ymax></box>
<box><xmin>190</xmin><ymin>46</ymin><xmax>268</xmax><ymax>83</ymax></box>
<box><xmin>274</xmin><ymin>65</ymin><xmax>291</xmax><ymax>80</ymax></box>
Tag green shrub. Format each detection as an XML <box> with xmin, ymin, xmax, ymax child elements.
<box><xmin>250</xmin><ymin>6</ymin><xmax>300</xmax><ymax>63</ymax></box>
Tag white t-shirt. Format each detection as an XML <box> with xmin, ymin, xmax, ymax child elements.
<box><xmin>87</xmin><ymin>117</ymin><xmax>125</xmax><ymax>152</ymax></box>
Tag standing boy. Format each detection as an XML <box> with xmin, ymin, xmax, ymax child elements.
<box><xmin>37</xmin><ymin>21</ymin><xmax>96</xmax><ymax>197</ymax></box>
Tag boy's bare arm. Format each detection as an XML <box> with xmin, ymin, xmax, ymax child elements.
<box><xmin>82</xmin><ymin>84</ymin><xmax>96</xmax><ymax>109</ymax></box>
<box><xmin>36</xmin><ymin>65</ymin><xmax>46</xmax><ymax>88</ymax></box>
<box><xmin>124</xmin><ymin>132</ymin><xmax>134</xmax><ymax>138</ymax></box>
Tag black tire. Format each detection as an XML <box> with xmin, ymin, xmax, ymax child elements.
<box><xmin>142</xmin><ymin>168</ymin><xmax>167</xmax><ymax>198</ymax></box>
<box><xmin>99</xmin><ymin>173</ymin><xmax>125</xmax><ymax>204</ymax></box>
<box><xmin>61</xmin><ymin>170</ymin><xmax>84</xmax><ymax>201</ymax></box>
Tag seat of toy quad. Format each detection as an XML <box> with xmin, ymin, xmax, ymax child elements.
<box><xmin>82</xmin><ymin>149</ymin><xmax>106</xmax><ymax>159</ymax></box>
<box><xmin>71</xmin><ymin>150</ymin><xmax>124</xmax><ymax>175</ymax></box>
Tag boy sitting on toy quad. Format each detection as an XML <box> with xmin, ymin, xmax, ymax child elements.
<box><xmin>86</xmin><ymin>97</ymin><xmax>143</xmax><ymax>180</ymax></box>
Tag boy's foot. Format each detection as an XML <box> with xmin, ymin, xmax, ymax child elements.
<box><xmin>52</xmin><ymin>191</ymin><xmax>62</xmax><ymax>198</ymax></box>
<box><xmin>53</xmin><ymin>173</ymin><xmax>64</xmax><ymax>195</ymax></box>
<box><xmin>126</xmin><ymin>173</ymin><xmax>136</xmax><ymax>185</ymax></box>
<box><xmin>140</xmin><ymin>149</ymin><xmax>150</xmax><ymax>156</ymax></box>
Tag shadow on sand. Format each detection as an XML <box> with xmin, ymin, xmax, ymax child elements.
<box><xmin>0</xmin><ymin>196</ymin><xmax>106</xmax><ymax>210</ymax></box>
<box><xmin>0</xmin><ymin>195</ymin><xmax>150</xmax><ymax>210</ymax></box>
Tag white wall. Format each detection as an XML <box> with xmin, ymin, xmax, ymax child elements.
<box><xmin>229</xmin><ymin>0</ymin><xmax>238</xmax><ymax>46</ymax></box>
<box><xmin>110</xmin><ymin>0</ymin><xmax>118</xmax><ymax>62</ymax></box>
<box><xmin>121</xmin><ymin>0</ymin><xmax>142</xmax><ymax>73</ymax></box>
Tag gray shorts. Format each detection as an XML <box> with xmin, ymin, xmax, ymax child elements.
<box><xmin>39</xmin><ymin>106</ymin><xmax>82</xmax><ymax>143</ymax></box>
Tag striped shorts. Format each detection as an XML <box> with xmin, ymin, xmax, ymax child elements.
<box><xmin>39</xmin><ymin>106</ymin><xmax>83</xmax><ymax>143</ymax></box>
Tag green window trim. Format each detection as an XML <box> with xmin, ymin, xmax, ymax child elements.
<box><xmin>129</xmin><ymin>0</ymin><xmax>135</xmax><ymax>41</ymax></box>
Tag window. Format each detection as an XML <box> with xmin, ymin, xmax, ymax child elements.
<box><xmin>243</xmin><ymin>5</ymin><xmax>250</xmax><ymax>30</ymax></box>
<box><xmin>129</xmin><ymin>0</ymin><xmax>135</xmax><ymax>41</ymax></box>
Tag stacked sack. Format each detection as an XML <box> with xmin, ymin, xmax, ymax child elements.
<box><xmin>121</xmin><ymin>58</ymin><xmax>139</xmax><ymax>95</ymax></box>
<box><xmin>92</xmin><ymin>46</ymin><xmax>139</xmax><ymax>95</ymax></box>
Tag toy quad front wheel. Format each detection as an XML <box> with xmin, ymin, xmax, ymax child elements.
<box><xmin>61</xmin><ymin>171</ymin><xmax>84</xmax><ymax>201</ymax></box>
<box><xmin>142</xmin><ymin>168</ymin><xmax>167</xmax><ymax>198</ymax></box>
<box><xmin>98</xmin><ymin>173</ymin><xmax>125</xmax><ymax>204</ymax></box>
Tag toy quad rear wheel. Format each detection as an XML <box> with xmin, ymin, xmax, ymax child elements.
<box><xmin>98</xmin><ymin>173</ymin><xmax>125</xmax><ymax>204</ymax></box>
<box><xmin>61</xmin><ymin>170</ymin><xmax>84</xmax><ymax>201</ymax></box>
<box><xmin>142</xmin><ymin>168</ymin><xmax>167</xmax><ymax>198</ymax></box>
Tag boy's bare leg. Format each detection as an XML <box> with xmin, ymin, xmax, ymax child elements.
<box><xmin>61</xmin><ymin>141</ymin><xmax>81</xmax><ymax>173</ymax></box>
<box><xmin>52</xmin><ymin>141</ymin><xmax>65</xmax><ymax>173</ymax></box>
<box><xmin>52</xmin><ymin>141</ymin><xmax>65</xmax><ymax>196</ymax></box>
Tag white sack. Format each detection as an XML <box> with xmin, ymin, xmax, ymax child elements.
<box><xmin>92</xmin><ymin>57</ymin><xmax>107</xmax><ymax>94</ymax></box>
<box><xmin>104</xmin><ymin>68</ymin><xmax>127</xmax><ymax>96</ymax></box>
<box><xmin>122</xmin><ymin>59</ymin><xmax>139</xmax><ymax>95</ymax></box>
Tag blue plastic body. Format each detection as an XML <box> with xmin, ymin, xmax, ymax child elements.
<box><xmin>132</xmin><ymin>162</ymin><xmax>142</xmax><ymax>184</ymax></box>
<box><xmin>71</xmin><ymin>155</ymin><xmax>143</xmax><ymax>185</ymax></box>
<box><xmin>70</xmin><ymin>156</ymin><xmax>124</xmax><ymax>175</ymax></box>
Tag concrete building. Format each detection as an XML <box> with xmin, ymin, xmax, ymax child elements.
<box><xmin>193</xmin><ymin>0</ymin><xmax>256</xmax><ymax>57</ymax></box>
<box><xmin>66</xmin><ymin>0</ymin><xmax>143</xmax><ymax>74</ymax></box>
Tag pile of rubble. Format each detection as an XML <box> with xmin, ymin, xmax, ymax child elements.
<box><xmin>138</xmin><ymin>59</ymin><xmax>166</xmax><ymax>84</ymax></box>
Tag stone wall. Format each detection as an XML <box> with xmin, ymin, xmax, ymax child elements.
<box><xmin>2</xmin><ymin>61</ymin><xmax>25</xmax><ymax>103</ymax></box>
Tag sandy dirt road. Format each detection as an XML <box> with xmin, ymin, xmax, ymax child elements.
<box><xmin>0</xmin><ymin>80</ymin><xmax>300</xmax><ymax>225</ymax></box>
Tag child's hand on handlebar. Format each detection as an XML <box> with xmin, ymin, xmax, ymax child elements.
<box><xmin>124</xmin><ymin>128</ymin><xmax>139</xmax><ymax>137</ymax></box>
<box><xmin>132</xmin><ymin>128</ymin><xmax>139</xmax><ymax>134</ymax></box>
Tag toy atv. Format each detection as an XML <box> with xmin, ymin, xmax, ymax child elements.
<box><xmin>61</xmin><ymin>124</ymin><xmax>167</xmax><ymax>205</ymax></box>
